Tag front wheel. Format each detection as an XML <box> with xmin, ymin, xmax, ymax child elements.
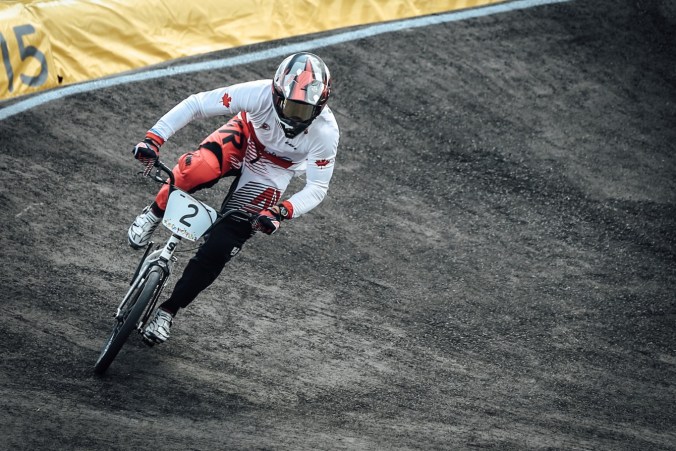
<box><xmin>94</xmin><ymin>268</ymin><xmax>164</xmax><ymax>374</ymax></box>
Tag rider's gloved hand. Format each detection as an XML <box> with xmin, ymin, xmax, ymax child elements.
<box><xmin>254</xmin><ymin>201</ymin><xmax>293</xmax><ymax>235</ymax></box>
<box><xmin>132</xmin><ymin>132</ymin><xmax>163</xmax><ymax>176</ymax></box>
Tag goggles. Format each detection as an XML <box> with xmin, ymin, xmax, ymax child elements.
<box><xmin>280</xmin><ymin>99</ymin><xmax>316</xmax><ymax>123</ymax></box>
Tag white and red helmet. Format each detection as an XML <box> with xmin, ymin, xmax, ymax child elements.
<box><xmin>272</xmin><ymin>52</ymin><xmax>332</xmax><ymax>138</ymax></box>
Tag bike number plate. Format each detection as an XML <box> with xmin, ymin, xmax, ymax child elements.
<box><xmin>162</xmin><ymin>190</ymin><xmax>218</xmax><ymax>241</ymax></box>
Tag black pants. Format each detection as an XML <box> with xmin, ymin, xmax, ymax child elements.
<box><xmin>160</xmin><ymin>214</ymin><xmax>253</xmax><ymax>315</ymax></box>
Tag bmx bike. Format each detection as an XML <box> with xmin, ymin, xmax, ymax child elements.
<box><xmin>94</xmin><ymin>159</ymin><xmax>250</xmax><ymax>374</ymax></box>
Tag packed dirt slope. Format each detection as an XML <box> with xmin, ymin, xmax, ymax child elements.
<box><xmin>1</xmin><ymin>0</ymin><xmax>675</xmax><ymax>449</ymax></box>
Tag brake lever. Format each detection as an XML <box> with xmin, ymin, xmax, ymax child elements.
<box><xmin>135</xmin><ymin>167</ymin><xmax>166</xmax><ymax>184</ymax></box>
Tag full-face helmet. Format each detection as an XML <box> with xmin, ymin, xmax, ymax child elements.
<box><xmin>272</xmin><ymin>52</ymin><xmax>332</xmax><ymax>138</ymax></box>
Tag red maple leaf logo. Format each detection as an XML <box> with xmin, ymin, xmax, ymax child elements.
<box><xmin>315</xmin><ymin>159</ymin><xmax>331</xmax><ymax>167</ymax></box>
<box><xmin>221</xmin><ymin>92</ymin><xmax>232</xmax><ymax>107</ymax></box>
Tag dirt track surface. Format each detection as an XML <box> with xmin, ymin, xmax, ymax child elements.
<box><xmin>1</xmin><ymin>1</ymin><xmax>675</xmax><ymax>449</ymax></box>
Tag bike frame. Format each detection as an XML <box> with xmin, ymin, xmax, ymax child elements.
<box><xmin>117</xmin><ymin>160</ymin><xmax>245</xmax><ymax>330</ymax></box>
<box><xmin>113</xmin><ymin>161</ymin><xmax>178</xmax><ymax>326</ymax></box>
<box><xmin>95</xmin><ymin>158</ymin><xmax>250</xmax><ymax>373</ymax></box>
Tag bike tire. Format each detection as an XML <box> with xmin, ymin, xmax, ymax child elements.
<box><xmin>94</xmin><ymin>268</ymin><xmax>163</xmax><ymax>374</ymax></box>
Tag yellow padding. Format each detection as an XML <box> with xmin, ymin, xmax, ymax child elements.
<box><xmin>0</xmin><ymin>2</ymin><xmax>59</xmax><ymax>100</ymax></box>
<box><xmin>0</xmin><ymin>0</ymin><xmax>503</xmax><ymax>101</ymax></box>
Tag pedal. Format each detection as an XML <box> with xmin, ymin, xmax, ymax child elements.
<box><xmin>140</xmin><ymin>329</ymin><xmax>156</xmax><ymax>347</ymax></box>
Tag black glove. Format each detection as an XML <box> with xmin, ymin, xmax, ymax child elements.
<box><xmin>252</xmin><ymin>202</ymin><xmax>293</xmax><ymax>235</ymax></box>
<box><xmin>132</xmin><ymin>134</ymin><xmax>162</xmax><ymax>176</ymax></box>
<box><xmin>253</xmin><ymin>209</ymin><xmax>282</xmax><ymax>235</ymax></box>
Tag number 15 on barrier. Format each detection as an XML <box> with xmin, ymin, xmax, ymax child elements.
<box><xmin>0</xmin><ymin>24</ymin><xmax>52</xmax><ymax>97</ymax></box>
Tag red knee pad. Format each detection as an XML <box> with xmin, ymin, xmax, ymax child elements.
<box><xmin>154</xmin><ymin>150</ymin><xmax>222</xmax><ymax>210</ymax></box>
<box><xmin>153</xmin><ymin>115</ymin><xmax>249</xmax><ymax>212</ymax></box>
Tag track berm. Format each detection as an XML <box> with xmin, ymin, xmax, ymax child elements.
<box><xmin>1</xmin><ymin>1</ymin><xmax>675</xmax><ymax>449</ymax></box>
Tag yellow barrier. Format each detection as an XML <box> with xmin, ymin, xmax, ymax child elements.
<box><xmin>0</xmin><ymin>2</ymin><xmax>60</xmax><ymax>100</ymax></box>
<box><xmin>0</xmin><ymin>0</ymin><xmax>503</xmax><ymax>101</ymax></box>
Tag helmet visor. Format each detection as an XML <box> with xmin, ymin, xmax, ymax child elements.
<box><xmin>281</xmin><ymin>99</ymin><xmax>315</xmax><ymax>123</ymax></box>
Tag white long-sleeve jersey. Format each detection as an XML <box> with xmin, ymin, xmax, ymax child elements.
<box><xmin>149</xmin><ymin>79</ymin><xmax>340</xmax><ymax>218</ymax></box>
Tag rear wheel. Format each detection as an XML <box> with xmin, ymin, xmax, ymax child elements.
<box><xmin>94</xmin><ymin>268</ymin><xmax>163</xmax><ymax>374</ymax></box>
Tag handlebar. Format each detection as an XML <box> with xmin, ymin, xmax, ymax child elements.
<box><xmin>144</xmin><ymin>159</ymin><xmax>248</xmax><ymax>219</ymax></box>
<box><xmin>148</xmin><ymin>159</ymin><xmax>175</xmax><ymax>186</ymax></box>
<box><xmin>142</xmin><ymin>158</ymin><xmax>268</xmax><ymax>233</ymax></box>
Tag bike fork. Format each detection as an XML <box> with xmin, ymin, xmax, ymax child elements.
<box><xmin>135</xmin><ymin>235</ymin><xmax>182</xmax><ymax>329</ymax></box>
<box><xmin>114</xmin><ymin>235</ymin><xmax>182</xmax><ymax>321</ymax></box>
<box><xmin>130</xmin><ymin>241</ymin><xmax>155</xmax><ymax>286</ymax></box>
